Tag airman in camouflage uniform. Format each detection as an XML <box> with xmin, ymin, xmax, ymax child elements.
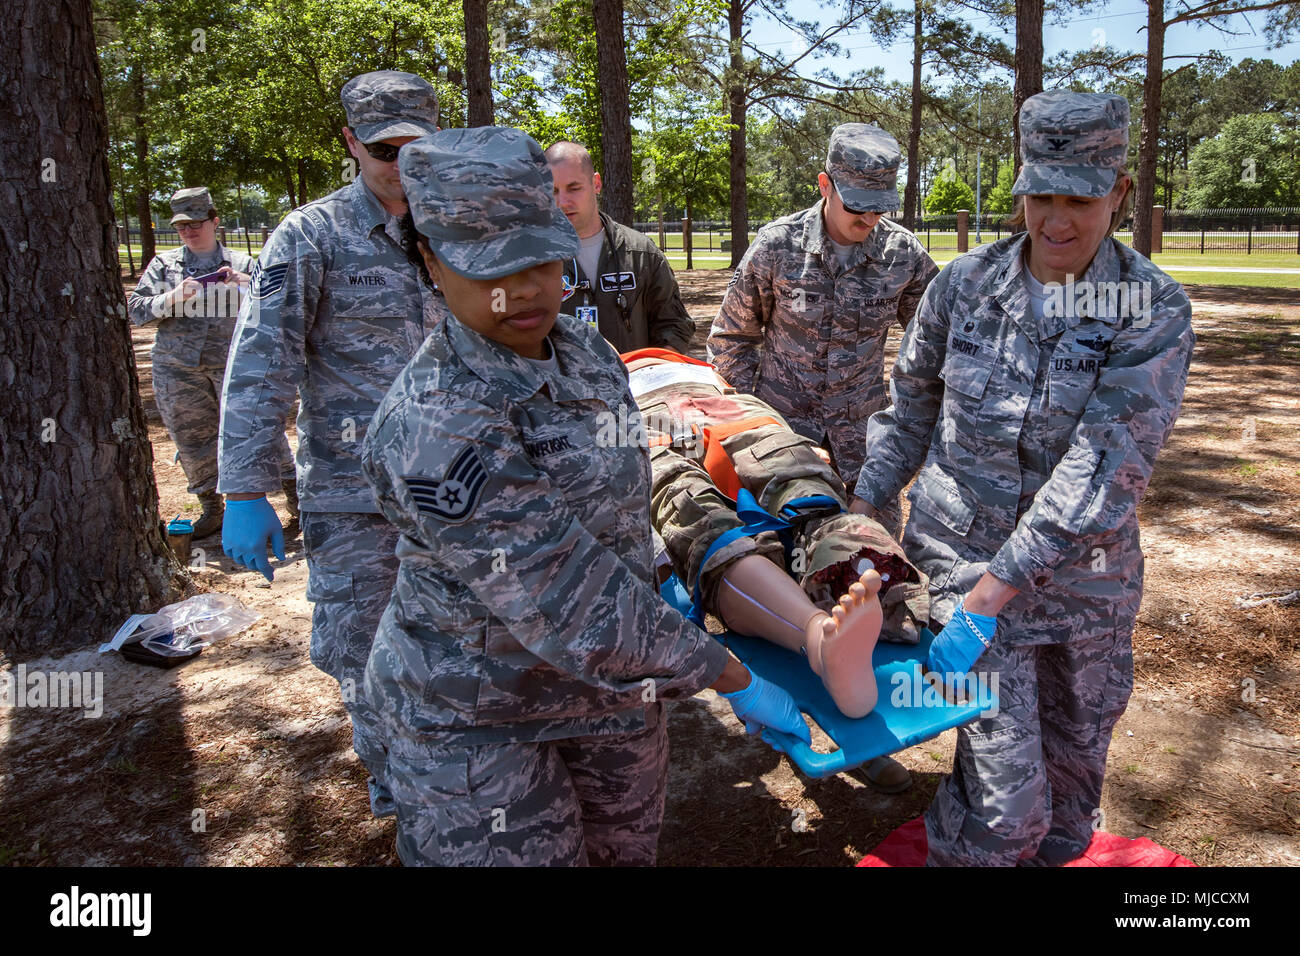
<box><xmin>707</xmin><ymin>124</ymin><xmax>938</xmax><ymax>524</ymax></box>
<box><xmin>127</xmin><ymin>187</ymin><xmax>294</xmax><ymax>537</ymax></box>
<box><xmin>854</xmin><ymin>92</ymin><xmax>1195</xmax><ymax>865</ymax></box>
<box><xmin>218</xmin><ymin>71</ymin><xmax>443</xmax><ymax>818</ymax></box>
<box><xmin>361</xmin><ymin>127</ymin><xmax>806</xmax><ymax>866</ymax></box>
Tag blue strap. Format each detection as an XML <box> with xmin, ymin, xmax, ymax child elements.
<box><xmin>672</xmin><ymin>493</ymin><xmax>844</xmax><ymax>627</ymax></box>
<box><xmin>778</xmin><ymin>494</ymin><xmax>842</xmax><ymax>522</ymax></box>
<box><xmin>735</xmin><ymin>488</ymin><xmax>791</xmax><ymax>534</ymax></box>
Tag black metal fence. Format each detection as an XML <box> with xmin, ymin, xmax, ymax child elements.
<box><xmin>1160</xmin><ymin>207</ymin><xmax>1300</xmax><ymax>254</ymax></box>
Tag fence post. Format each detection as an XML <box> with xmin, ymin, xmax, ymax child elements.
<box><xmin>956</xmin><ymin>210</ymin><xmax>969</xmax><ymax>253</ymax></box>
<box><xmin>682</xmin><ymin>217</ymin><xmax>693</xmax><ymax>270</ymax></box>
<box><xmin>925</xmin><ymin>222</ymin><xmax>931</xmax><ymax>253</ymax></box>
<box><xmin>260</xmin><ymin>227</ymin><xmax>269</xmax><ymax>246</ymax></box>
<box><xmin>1151</xmin><ymin>205</ymin><xmax>1163</xmax><ymax>254</ymax></box>
<box><xmin>1200</xmin><ymin>218</ymin><xmax>1205</xmax><ymax>255</ymax></box>
<box><xmin>1247</xmin><ymin>219</ymin><xmax>1252</xmax><ymax>255</ymax></box>
<box><xmin>219</xmin><ymin>226</ymin><xmax>227</xmax><ymax>244</ymax></box>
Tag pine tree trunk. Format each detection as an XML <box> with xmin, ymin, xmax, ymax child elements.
<box><xmin>130</xmin><ymin>65</ymin><xmax>155</xmax><ymax>264</ymax></box>
<box><xmin>0</xmin><ymin>0</ymin><xmax>176</xmax><ymax>655</ymax></box>
<box><xmin>904</xmin><ymin>0</ymin><xmax>923</xmax><ymax>229</ymax></box>
<box><xmin>464</xmin><ymin>0</ymin><xmax>494</xmax><ymax>126</ymax></box>
<box><xmin>1133</xmin><ymin>0</ymin><xmax>1164</xmax><ymax>257</ymax></box>
<box><xmin>1012</xmin><ymin>0</ymin><xmax>1044</xmax><ymax>185</ymax></box>
<box><xmin>593</xmin><ymin>0</ymin><xmax>634</xmax><ymax>225</ymax></box>
<box><xmin>727</xmin><ymin>0</ymin><xmax>748</xmax><ymax>266</ymax></box>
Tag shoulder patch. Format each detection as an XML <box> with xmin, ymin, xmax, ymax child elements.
<box><xmin>403</xmin><ymin>445</ymin><xmax>488</xmax><ymax>524</ymax></box>
<box><xmin>250</xmin><ymin>262</ymin><xmax>290</xmax><ymax>300</ymax></box>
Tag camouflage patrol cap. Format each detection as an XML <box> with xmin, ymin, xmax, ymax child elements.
<box><xmin>1013</xmin><ymin>91</ymin><xmax>1129</xmax><ymax>198</ymax></box>
<box><xmin>824</xmin><ymin>123</ymin><xmax>901</xmax><ymax>212</ymax></box>
<box><xmin>400</xmin><ymin>127</ymin><xmax>580</xmax><ymax>281</ymax></box>
<box><xmin>341</xmin><ymin>71</ymin><xmax>439</xmax><ymax>144</ymax></box>
<box><xmin>169</xmin><ymin>186</ymin><xmax>214</xmax><ymax>224</ymax></box>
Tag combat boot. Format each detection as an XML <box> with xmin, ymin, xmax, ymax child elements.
<box><xmin>282</xmin><ymin>478</ymin><xmax>301</xmax><ymax>538</ymax></box>
<box><xmin>192</xmin><ymin>491</ymin><xmax>225</xmax><ymax>539</ymax></box>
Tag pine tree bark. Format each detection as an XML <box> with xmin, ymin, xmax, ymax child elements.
<box><xmin>1</xmin><ymin>0</ymin><xmax>176</xmax><ymax>655</ymax></box>
<box><xmin>727</xmin><ymin>0</ymin><xmax>749</xmax><ymax>266</ymax></box>
<box><xmin>1132</xmin><ymin>0</ymin><xmax>1164</xmax><ymax>257</ymax></box>
<box><xmin>1012</xmin><ymin>0</ymin><xmax>1044</xmax><ymax>185</ymax></box>
<box><xmin>464</xmin><ymin>0</ymin><xmax>494</xmax><ymax>126</ymax></box>
<box><xmin>904</xmin><ymin>0</ymin><xmax>923</xmax><ymax>229</ymax></box>
<box><xmin>593</xmin><ymin>0</ymin><xmax>634</xmax><ymax>225</ymax></box>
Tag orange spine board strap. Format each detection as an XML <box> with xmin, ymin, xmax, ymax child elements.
<box><xmin>699</xmin><ymin>416</ymin><xmax>783</xmax><ymax>500</ymax></box>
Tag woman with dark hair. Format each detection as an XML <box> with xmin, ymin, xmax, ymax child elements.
<box><xmin>360</xmin><ymin>126</ymin><xmax>814</xmax><ymax>866</ymax></box>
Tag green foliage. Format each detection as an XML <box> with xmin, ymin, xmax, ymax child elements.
<box><xmin>924</xmin><ymin>160</ymin><xmax>975</xmax><ymax>215</ymax></box>
<box><xmin>1184</xmin><ymin>113</ymin><xmax>1300</xmax><ymax>209</ymax></box>
<box><xmin>984</xmin><ymin>162</ymin><xmax>1014</xmax><ymax>215</ymax></box>
<box><xmin>636</xmin><ymin>88</ymin><xmax>731</xmax><ymax>221</ymax></box>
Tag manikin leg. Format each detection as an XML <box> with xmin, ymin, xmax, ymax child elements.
<box><xmin>715</xmin><ymin>554</ymin><xmax>883</xmax><ymax>719</ymax></box>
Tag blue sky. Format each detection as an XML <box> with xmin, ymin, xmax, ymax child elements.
<box><xmin>746</xmin><ymin>0</ymin><xmax>1300</xmax><ymax>87</ymax></box>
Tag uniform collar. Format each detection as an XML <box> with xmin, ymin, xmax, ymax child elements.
<box><xmin>181</xmin><ymin>243</ymin><xmax>227</xmax><ymax>269</ymax></box>
<box><xmin>981</xmin><ymin>233</ymin><xmax>1037</xmax><ymax>340</ymax></box>
<box><xmin>801</xmin><ymin>200</ymin><xmax>880</xmax><ymax>273</ymax></box>
<box><xmin>983</xmin><ymin>234</ymin><xmax>1127</xmax><ymax>341</ymax></box>
<box><xmin>445</xmin><ymin>311</ymin><xmax>612</xmax><ymax>404</ymax></box>
<box><xmin>350</xmin><ymin>178</ymin><xmax>391</xmax><ymax>235</ymax></box>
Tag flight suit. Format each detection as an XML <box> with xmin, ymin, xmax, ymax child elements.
<box><xmin>559</xmin><ymin>212</ymin><xmax>695</xmax><ymax>354</ymax></box>
<box><xmin>707</xmin><ymin>204</ymin><xmax>938</xmax><ymax>487</ymax></box>
<box><xmin>360</xmin><ymin>313</ymin><xmax>729</xmax><ymax>866</ymax></box>
<box><xmin>218</xmin><ymin>177</ymin><xmax>445</xmax><ymax>814</ymax></box>
<box><xmin>855</xmin><ymin>234</ymin><xmax>1195</xmax><ymax>865</ymax></box>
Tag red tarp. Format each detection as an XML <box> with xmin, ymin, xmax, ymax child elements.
<box><xmin>857</xmin><ymin>817</ymin><xmax>1196</xmax><ymax>867</ymax></box>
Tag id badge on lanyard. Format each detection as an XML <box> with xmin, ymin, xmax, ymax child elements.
<box><xmin>576</xmin><ymin>305</ymin><xmax>598</xmax><ymax>328</ymax></box>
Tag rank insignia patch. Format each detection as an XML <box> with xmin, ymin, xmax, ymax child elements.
<box><xmin>250</xmin><ymin>262</ymin><xmax>290</xmax><ymax>300</ymax></box>
<box><xmin>404</xmin><ymin>445</ymin><xmax>488</xmax><ymax>523</ymax></box>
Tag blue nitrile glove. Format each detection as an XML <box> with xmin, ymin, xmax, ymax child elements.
<box><xmin>721</xmin><ymin>667</ymin><xmax>812</xmax><ymax>745</ymax></box>
<box><xmin>928</xmin><ymin>598</ymin><xmax>996</xmax><ymax>679</ymax></box>
<box><xmin>222</xmin><ymin>496</ymin><xmax>285</xmax><ymax>582</ymax></box>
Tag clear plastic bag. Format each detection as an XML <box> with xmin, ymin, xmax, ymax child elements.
<box><xmin>101</xmin><ymin>594</ymin><xmax>261</xmax><ymax>656</ymax></box>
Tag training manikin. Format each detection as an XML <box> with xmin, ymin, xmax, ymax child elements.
<box><xmin>626</xmin><ymin>349</ymin><xmax>930</xmax><ymax>718</ymax></box>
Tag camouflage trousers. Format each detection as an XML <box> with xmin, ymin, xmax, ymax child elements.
<box><xmin>153</xmin><ymin>360</ymin><xmax>293</xmax><ymax>496</ymax></box>
<box><xmin>924</xmin><ymin>627</ymin><xmax>1135</xmax><ymax>866</ymax></box>
<box><xmin>648</xmin><ymin>424</ymin><xmax>927</xmax><ymax>640</ymax></box>
<box><xmin>301</xmin><ymin>511</ymin><xmax>401</xmax><ymax>817</ymax></box>
<box><xmin>387</xmin><ymin>703</ymin><xmax>667</xmax><ymax>866</ymax></box>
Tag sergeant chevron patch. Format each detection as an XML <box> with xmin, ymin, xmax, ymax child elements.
<box><xmin>250</xmin><ymin>262</ymin><xmax>290</xmax><ymax>300</ymax></box>
<box><xmin>404</xmin><ymin>445</ymin><xmax>488</xmax><ymax>523</ymax></box>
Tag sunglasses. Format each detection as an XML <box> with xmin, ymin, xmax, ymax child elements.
<box><xmin>361</xmin><ymin>140</ymin><xmax>402</xmax><ymax>163</ymax></box>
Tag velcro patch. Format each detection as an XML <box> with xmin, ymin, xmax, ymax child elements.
<box><xmin>599</xmin><ymin>271</ymin><xmax>636</xmax><ymax>293</ymax></box>
<box><xmin>404</xmin><ymin>445</ymin><xmax>488</xmax><ymax>524</ymax></box>
<box><xmin>250</xmin><ymin>262</ymin><xmax>290</xmax><ymax>300</ymax></box>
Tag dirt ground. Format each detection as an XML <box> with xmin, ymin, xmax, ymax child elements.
<box><xmin>0</xmin><ymin>273</ymin><xmax>1295</xmax><ymax>867</ymax></box>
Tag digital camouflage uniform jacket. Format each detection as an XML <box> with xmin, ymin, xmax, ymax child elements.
<box><xmin>127</xmin><ymin>243</ymin><xmax>254</xmax><ymax>367</ymax></box>
<box><xmin>218</xmin><ymin>179</ymin><xmax>443</xmax><ymax>512</ymax></box>
<box><xmin>707</xmin><ymin>203</ymin><xmax>938</xmax><ymax>480</ymax></box>
<box><xmin>360</xmin><ymin>314</ymin><xmax>729</xmax><ymax>751</ymax></box>
<box><xmin>855</xmin><ymin>234</ymin><xmax>1195</xmax><ymax>643</ymax></box>
<box><xmin>559</xmin><ymin>212</ymin><xmax>695</xmax><ymax>354</ymax></box>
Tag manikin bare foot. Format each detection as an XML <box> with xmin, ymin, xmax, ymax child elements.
<box><xmin>805</xmin><ymin>571</ymin><xmax>883</xmax><ymax>719</ymax></box>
